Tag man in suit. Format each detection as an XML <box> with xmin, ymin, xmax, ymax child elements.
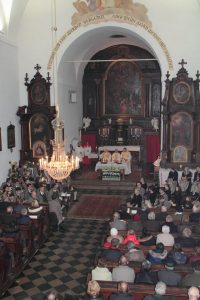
<box><xmin>112</xmin><ymin>256</ymin><xmax>135</xmax><ymax>283</ymax></box>
<box><xmin>110</xmin><ymin>282</ymin><xmax>135</xmax><ymax>300</ymax></box>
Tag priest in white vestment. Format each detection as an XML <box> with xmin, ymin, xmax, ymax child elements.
<box><xmin>121</xmin><ymin>147</ymin><xmax>132</xmax><ymax>175</ymax></box>
<box><xmin>112</xmin><ymin>149</ymin><xmax>121</xmax><ymax>164</ymax></box>
<box><xmin>100</xmin><ymin>149</ymin><xmax>111</xmax><ymax>163</ymax></box>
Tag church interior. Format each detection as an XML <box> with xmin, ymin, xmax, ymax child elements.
<box><xmin>0</xmin><ymin>0</ymin><xmax>200</xmax><ymax>299</ymax></box>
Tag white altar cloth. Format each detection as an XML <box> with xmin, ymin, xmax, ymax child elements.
<box><xmin>95</xmin><ymin>162</ymin><xmax>128</xmax><ymax>174</ymax></box>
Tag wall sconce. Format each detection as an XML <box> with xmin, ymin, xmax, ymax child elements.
<box><xmin>69</xmin><ymin>91</ymin><xmax>77</xmax><ymax>103</ymax></box>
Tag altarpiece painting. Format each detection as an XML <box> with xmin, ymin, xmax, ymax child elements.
<box><xmin>104</xmin><ymin>61</ymin><xmax>142</xmax><ymax>115</ymax></box>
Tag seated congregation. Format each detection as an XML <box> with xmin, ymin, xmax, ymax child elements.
<box><xmin>87</xmin><ymin>165</ymin><xmax>200</xmax><ymax>300</ymax></box>
<box><xmin>0</xmin><ymin>161</ymin><xmax>78</xmax><ymax>298</ymax></box>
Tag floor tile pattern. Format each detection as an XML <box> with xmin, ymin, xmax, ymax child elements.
<box><xmin>2</xmin><ymin>219</ymin><xmax>108</xmax><ymax>300</ymax></box>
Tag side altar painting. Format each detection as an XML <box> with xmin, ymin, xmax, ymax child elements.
<box><xmin>170</xmin><ymin>112</ymin><xmax>193</xmax><ymax>149</ymax></box>
<box><xmin>104</xmin><ymin>61</ymin><xmax>143</xmax><ymax>115</ymax></box>
<box><xmin>29</xmin><ymin>113</ymin><xmax>50</xmax><ymax>158</ymax></box>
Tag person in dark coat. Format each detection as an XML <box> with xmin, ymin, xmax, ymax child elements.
<box><xmin>143</xmin><ymin>281</ymin><xmax>172</xmax><ymax>300</ymax></box>
<box><xmin>159</xmin><ymin>215</ymin><xmax>177</xmax><ymax>233</ymax></box>
<box><xmin>100</xmin><ymin>238</ymin><xmax>122</xmax><ymax>262</ymax></box>
<box><xmin>189</xmin><ymin>203</ymin><xmax>200</xmax><ymax>223</ymax></box>
<box><xmin>135</xmin><ymin>260</ymin><xmax>158</xmax><ymax>284</ymax></box>
<box><xmin>127</xmin><ymin>188</ymin><xmax>142</xmax><ymax>208</ymax></box>
<box><xmin>168</xmin><ymin>168</ymin><xmax>178</xmax><ymax>182</ymax></box>
<box><xmin>110</xmin><ymin>281</ymin><xmax>135</xmax><ymax>300</ymax></box>
<box><xmin>142</xmin><ymin>211</ymin><xmax>160</xmax><ymax>232</ymax></box>
<box><xmin>139</xmin><ymin>227</ymin><xmax>156</xmax><ymax>246</ymax></box>
<box><xmin>175</xmin><ymin>227</ymin><xmax>196</xmax><ymax>248</ymax></box>
<box><xmin>157</xmin><ymin>260</ymin><xmax>182</xmax><ymax>286</ymax></box>
<box><xmin>181</xmin><ymin>261</ymin><xmax>200</xmax><ymax>287</ymax></box>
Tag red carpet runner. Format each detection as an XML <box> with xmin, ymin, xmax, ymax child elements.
<box><xmin>68</xmin><ymin>194</ymin><xmax>125</xmax><ymax>220</ymax></box>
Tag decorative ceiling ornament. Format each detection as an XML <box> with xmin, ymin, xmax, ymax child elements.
<box><xmin>71</xmin><ymin>0</ymin><xmax>152</xmax><ymax>28</ymax></box>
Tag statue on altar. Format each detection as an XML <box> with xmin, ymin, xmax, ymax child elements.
<box><xmin>83</xmin><ymin>116</ymin><xmax>91</xmax><ymax>130</ymax></box>
<box><xmin>151</xmin><ymin>117</ymin><xmax>159</xmax><ymax>131</ymax></box>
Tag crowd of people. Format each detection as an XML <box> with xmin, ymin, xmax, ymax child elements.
<box><xmin>85</xmin><ymin>165</ymin><xmax>200</xmax><ymax>300</ymax></box>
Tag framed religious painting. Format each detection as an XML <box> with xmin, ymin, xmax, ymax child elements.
<box><xmin>32</xmin><ymin>140</ymin><xmax>46</xmax><ymax>158</ymax></box>
<box><xmin>29</xmin><ymin>113</ymin><xmax>50</xmax><ymax>150</ymax></box>
<box><xmin>170</xmin><ymin>112</ymin><xmax>193</xmax><ymax>149</ymax></box>
<box><xmin>7</xmin><ymin>123</ymin><xmax>15</xmax><ymax>149</ymax></box>
<box><xmin>173</xmin><ymin>146</ymin><xmax>188</xmax><ymax>163</ymax></box>
<box><xmin>173</xmin><ymin>81</ymin><xmax>191</xmax><ymax>104</ymax></box>
<box><xmin>103</xmin><ymin>61</ymin><xmax>143</xmax><ymax>115</ymax></box>
<box><xmin>151</xmin><ymin>83</ymin><xmax>161</xmax><ymax>116</ymax></box>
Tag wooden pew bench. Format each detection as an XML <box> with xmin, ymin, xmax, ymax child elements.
<box><xmin>86</xmin><ymin>275</ymin><xmax>188</xmax><ymax>300</ymax></box>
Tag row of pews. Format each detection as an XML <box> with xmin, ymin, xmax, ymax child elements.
<box><xmin>0</xmin><ymin>202</ymin><xmax>49</xmax><ymax>297</ymax></box>
<box><xmin>87</xmin><ymin>208</ymin><xmax>200</xmax><ymax>300</ymax></box>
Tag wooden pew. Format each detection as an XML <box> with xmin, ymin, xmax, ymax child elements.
<box><xmin>0</xmin><ymin>243</ymin><xmax>9</xmax><ymax>288</ymax></box>
<box><xmin>86</xmin><ymin>275</ymin><xmax>188</xmax><ymax>300</ymax></box>
<box><xmin>0</xmin><ymin>233</ymin><xmax>23</xmax><ymax>272</ymax></box>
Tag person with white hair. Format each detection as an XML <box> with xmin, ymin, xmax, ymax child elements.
<box><xmin>143</xmin><ymin>281</ymin><xmax>167</xmax><ymax>300</ymax></box>
<box><xmin>107</xmin><ymin>228</ymin><xmax>124</xmax><ymax>244</ymax></box>
<box><xmin>110</xmin><ymin>211</ymin><xmax>127</xmax><ymax>230</ymax></box>
<box><xmin>156</xmin><ymin>225</ymin><xmax>175</xmax><ymax>247</ymax></box>
<box><xmin>188</xmin><ymin>286</ymin><xmax>200</xmax><ymax>300</ymax></box>
<box><xmin>142</xmin><ymin>211</ymin><xmax>160</xmax><ymax>232</ymax></box>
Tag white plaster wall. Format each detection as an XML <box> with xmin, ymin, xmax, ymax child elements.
<box><xmin>140</xmin><ymin>0</ymin><xmax>200</xmax><ymax>78</ymax></box>
<box><xmin>0</xmin><ymin>38</ymin><xmax>20</xmax><ymax>183</ymax></box>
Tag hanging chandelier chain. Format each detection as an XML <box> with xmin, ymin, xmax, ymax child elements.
<box><xmin>39</xmin><ymin>0</ymin><xmax>80</xmax><ymax>180</ymax></box>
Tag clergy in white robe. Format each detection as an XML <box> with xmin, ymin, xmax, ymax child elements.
<box><xmin>112</xmin><ymin>149</ymin><xmax>121</xmax><ymax>164</ymax></box>
<box><xmin>121</xmin><ymin>148</ymin><xmax>132</xmax><ymax>175</ymax></box>
<box><xmin>100</xmin><ymin>149</ymin><xmax>111</xmax><ymax>163</ymax></box>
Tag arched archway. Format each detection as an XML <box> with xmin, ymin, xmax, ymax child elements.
<box><xmin>56</xmin><ymin>24</ymin><xmax>164</xmax><ymax>156</ymax></box>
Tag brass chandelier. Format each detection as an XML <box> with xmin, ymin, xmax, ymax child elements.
<box><xmin>39</xmin><ymin>0</ymin><xmax>79</xmax><ymax>180</ymax></box>
<box><xmin>39</xmin><ymin>114</ymin><xmax>79</xmax><ymax>180</ymax></box>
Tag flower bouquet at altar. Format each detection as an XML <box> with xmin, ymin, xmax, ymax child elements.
<box><xmin>102</xmin><ymin>166</ymin><xmax>121</xmax><ymax>181</ymax></box>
